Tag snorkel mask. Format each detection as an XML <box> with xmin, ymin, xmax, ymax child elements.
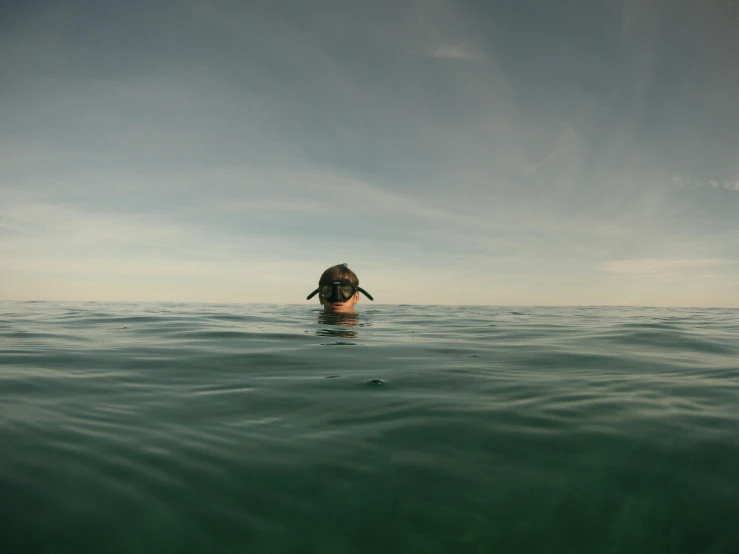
<box><xmin>306</xmin><ymin>278</ymin><xmax>374</xmax><ymax>303</ymax></box>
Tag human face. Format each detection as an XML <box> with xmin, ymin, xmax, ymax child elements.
<box><xmin>319</xmin><ymin>290</ymin><xmax>359</xmax><ymax>314</ymax></box>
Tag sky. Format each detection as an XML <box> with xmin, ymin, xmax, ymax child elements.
<box><xmin>1</xmin><ymin>0</ymin><xmax>738</xmax><ymax>307</ymax></box>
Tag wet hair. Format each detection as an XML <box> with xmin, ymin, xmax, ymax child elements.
<box><xmin>318</xmin><ymin>263</ymin><xmax>359</xmax><ymax>287</ymax></box>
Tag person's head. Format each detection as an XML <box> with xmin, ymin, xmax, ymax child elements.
<box><xmin>306</xmin><ymin>263</ymin><xmax>373</xmax><ymax>314</ymax></box>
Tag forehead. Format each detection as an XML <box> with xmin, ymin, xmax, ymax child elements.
<box><xmin>320</xmin><ymin>272</ymin><xmax>356</xmax><ymax>284</ymax></box>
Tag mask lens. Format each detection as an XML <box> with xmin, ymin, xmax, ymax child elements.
<box><xmin>340</xmin><ymin>285</ymin><xmax>355</xmax><ymax>299</ymax></box>
<box><xmin>320</xmin><ymin>285</ymin><xmax>333</xmax><ymax>297</ymax></box>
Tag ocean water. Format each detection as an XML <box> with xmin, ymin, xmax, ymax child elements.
<box><xmin>1</xmin><ymin>301</ymin><xmax>738</xmax><ymax>554</ymax></box>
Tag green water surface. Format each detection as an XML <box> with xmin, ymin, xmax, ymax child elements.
<box><xmin>1</xmin><ymin>302</ymin><xmax>737</xmax><ymax>553</ymax></box>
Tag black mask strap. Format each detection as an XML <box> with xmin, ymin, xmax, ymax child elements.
<box><xmin>357</xmin><ymin>287</ymin><xmax>374</xmax><ymax>301</ymax></box>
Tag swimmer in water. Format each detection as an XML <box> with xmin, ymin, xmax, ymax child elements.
<box><xmin>306</xmin><ymin>263</ymin><xmax>374</xmax><ymax>314</ymax></box>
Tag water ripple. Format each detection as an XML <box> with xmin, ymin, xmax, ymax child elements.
<box><xmin>1</xmin><ymin>301</ymin><xmax>738</xmax><ymax>553</ymax></box>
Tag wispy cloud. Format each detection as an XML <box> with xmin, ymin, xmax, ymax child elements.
<box><xmin>672</xmin><ymin>176</ymin><xmax>739</xmax><ymax>192</ymax></box>
<box><xmin>431</xmin><ymin>42</ymin><xmax>484</xmax><ymax>61</ymax></box>
<box><xmin>599</xmin><ymin>259</ymin><xmax>730</xmax><ymax>277</ymax></box>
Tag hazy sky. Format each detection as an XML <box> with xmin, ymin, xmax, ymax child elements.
<box><xmin>2</xmin><ymin>0</ymin><xmax>738</xmax><ymax>306</ymax></box>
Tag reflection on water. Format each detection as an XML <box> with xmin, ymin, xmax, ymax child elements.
<box><xmin>316</xmin><ymin>313</ymin><xmax>359</xmax><ymax>343</ymax></box>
